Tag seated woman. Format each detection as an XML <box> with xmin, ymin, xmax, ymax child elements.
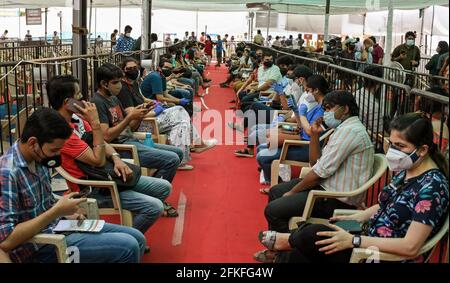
<box><xmin>255</xmin><ymin>75</ymin><xmax>329</xmax><ymax>185</ymax></box>
<box><xmin>174</xmin><ymin>49</ymin><xmax>209</xmax><ymax>97</ymax></box>
<box><xmin>118</xmin><ymin>58</ymin><xmax>215</xmax><ymax>170</ymax></box>
<box><xmin>256</xmin><ymin>113</ymin><xmax>449</xmax><ymax>263</ymax></box>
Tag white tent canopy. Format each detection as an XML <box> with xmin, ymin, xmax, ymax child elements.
<box><xmin>0</xmin><ymin>0</ymin><xmax>448</xmax><ymax>14</ymax></box>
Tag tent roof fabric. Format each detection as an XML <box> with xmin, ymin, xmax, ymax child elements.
<box><xmin>0</xmin><ymin>0</ymin><xmax>448</xmax><ymax>14</ymax></box>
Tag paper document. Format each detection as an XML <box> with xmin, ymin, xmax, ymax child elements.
<box><xmin>53</xmin><ymin>220</ymin><xmax>105</xmax><ymax>233</ymax></box>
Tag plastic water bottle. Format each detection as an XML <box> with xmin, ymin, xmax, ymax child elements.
<box><xmin>144</xmin><ymin>132</ymin><xmax>155</xmax><ymax>148</ymax></box>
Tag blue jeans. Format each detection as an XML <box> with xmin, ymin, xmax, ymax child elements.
<box><xmin>33</xmin><ymin>223</ymin><xmax>146</xmax><ymax>263</ymax></box>
<box><xmin>256</xmin><ymin>143</ymin><xmax>310</xmax><ymax>182</ymax></box>
<box><xmin>169</xmin><ymin>88</ymin><xmax>193</xmax><ymax>100</ymax></box>
<box><xmin>248</xmin><ymin>124</ymin><xmax>272</xmax><ymax>147</ymax></box>
<box><xmin>124</xmin><ymin>139</ymin><xmax>182</xmax><ymax>183</ymax></box>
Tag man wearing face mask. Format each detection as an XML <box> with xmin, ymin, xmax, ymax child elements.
<box><xmin>262</xmin><ymin>91</ymin><xmax>374</xmax><ymax>234</ymax></box>
<box><xmin>391</xmin><ymin>31</ymin><xmax>421</xmax><ymax>71</ymax></box>
<box><xmin>0</xmin><ymin>108</ymin><xmax>147</xmax><ymax>262</ymax></box>
<box><xmin>115</xmin><ymin>25</ymin><xmax>136</xmax><ymax>53</ymax></box>
<box><xmin>92</xmin><ymin>63</ymin><xmax>183</xmax><ymax>186</ymax></box>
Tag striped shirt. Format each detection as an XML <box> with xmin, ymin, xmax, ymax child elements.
<box><xmin>0</xmin><ymin>142</ymin><xmax>58</xmax><ymax>263</ymax></box>
<box><xmin>312</xmin><ymin>116</ymin><xmax>375</xmax><ymax>206</ymax></box>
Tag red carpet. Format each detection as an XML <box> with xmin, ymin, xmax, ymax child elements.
<box><xmin>138</xmin><ymin>65</ymin><xmax>267</xmax><ymax>262</ymax></box>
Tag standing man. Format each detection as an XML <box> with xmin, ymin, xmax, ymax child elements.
<box><xmin>52</xmin><ymin>31</ymin><xmax>60</xmax><ymax>45</ymax></box>
<box><xmin>111</xmin><ymin>29</ymin><xmax>118</xmax><ymax>49</ymax></box>
<box><xmin>199</xmin><ymin>32</ymin><xmax>206</xmax><ymax>44</ymax></box>
<box><xmin>391</xmin><ymin>31</ymin><xmax>421</xmax><ymax>71</ymax></box>
<box><xmin>370</xmin><ymin>36</ymin><xmax>384</xmax><ymax>65</ymax></box>
<box><xmin>297</xmin><ymin>34</ymin><xmax>305</xmax><ymax>49</ymax></box>
<box><xmin>25</xmin><ymin>30</ymin><xmax>32</xmax><ymax>41</ymax></box>
<box><xmin>115</xmin><ymin>25</ymin><xmax>135</xmax><ymax>52</ymax></box>
<box><xmin>215</xmin><ymin>35</ymin><xmax>224</xmax><ymax>67</ymax></box>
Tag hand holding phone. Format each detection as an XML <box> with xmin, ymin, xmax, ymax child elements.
<box><xmin>72</xmin><ymin>187</ymin><xmax>92</xmax><ymax>199</ymax></box>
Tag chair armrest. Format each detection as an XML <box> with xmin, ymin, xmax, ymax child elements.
<box><xmin>29</xmin><ymin>234</ymin><xmax>68</xmax><ymax>263</ymax></box>
<box><xmin>333</xmin><ymin>209</ymin><xmax>360</xmax><ymax>217</ymax></box>
<box><xmin>279</xmin><ymin>139</ymin><xmax>310</xmax><ymax>162</ymax></box>
<box><xmin>299</xmin><ymin>167</ymin><xmax>312</xmax><ymax>179</ymax></box>
<box><xmin>110</xmin><ymin>144</ymin><xmax>139</xmax><ymax>166</ymax></box>
<box><xmin>301</xmin><ymin>190</ymin><xmax>360</xmax><ymax>220</ymax></box>
<box><xmin>132</xmin><ymin>132</ymin><xmax>147</xmax><ymax>140</ymax></box>
<box><xmin>350</xmin><ymin>248</ymin><xmax>408</xmax><ymax>263</ymax></box>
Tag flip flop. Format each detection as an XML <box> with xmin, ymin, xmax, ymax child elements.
<box><xmin>253</xmin><ymin>249</ymin><xmax>277</xmax><ymax>263</ymax></box>
<box><xmin>234</xmin><ymin>148</ymin><xmax>254</xmax><ymax>157</ymax></box>
<box><xmin>258</xmin><ymin>230</ymin><xmax>277</xmax><ymax>250</ymax></box>
<box><xmin>259</xmin><ymin>188</ymin><xmax>271</xmax><ymax>195</ymax></box>
<box><xmin>163</xmin><ymin>202</ymin><xmax>179</xmax><ymax>217</ymax></box>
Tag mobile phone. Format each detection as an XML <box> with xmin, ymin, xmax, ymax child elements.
<box><xmin>281</xmin><ymin>124</ymin><xmax>296</xmax><ymax>131</ymax></box>
<box><xmin>72</xmin><ymin>187</ymin><xmax>92</xmax><ymax>199</ymax></box>
<box><xmin>66</xmin><ymin>98</ymin><xmax>85</xmax><ymax>114</ymax></box>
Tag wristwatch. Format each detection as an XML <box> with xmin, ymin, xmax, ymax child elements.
<box><xmin>352</xmin><ymin>235</ymin><xmax>362</xmax><ymax>248</ymax></box>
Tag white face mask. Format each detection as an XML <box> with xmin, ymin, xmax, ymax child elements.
<box><xmin>304</xmin><ymin>92</ymin><xmax>316</xmax><ymax>103</ymax></box>
<box><xmin>125</xmin><ymin>33</ymin><xmax>131</xmax><ymax>37</ymax></box>
<box><xmin>386</xmin><ymin>146</ymin><xmax>420</xmax><ymax>172</ymax></box>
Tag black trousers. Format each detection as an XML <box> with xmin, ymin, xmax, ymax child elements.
<box><xmin>243</xmin><ymin>102</ymin><xmax>275</xmax><ymax>128</ymax></box>
<box><xmin>265</xmin><ymin>178</ymin><xmax>355</xmax><ymax>233</ymax></box>
<box><xmin>275</xmin><ymin>224</ymin><xmax>353</xmax><ymax>263</ymax></box>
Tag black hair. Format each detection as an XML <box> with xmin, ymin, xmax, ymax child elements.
<box><xmin>437</xmin><ymin>41</ymin><xmax>449</xmax><ymax>54</ymax></box>
<box><xmin>96</xmin><ymin>63</ymin><xmax>124</xmax><ymax>88</ymax></box>
<box><xmin>390</xmin><ymin>113</ymin><xmax>448</xmax><ymax>178</ymax></box>
<box><xmin>276</xmin><ymin>55</ymin><xmax>294</xmax><ymax>67</ymax></box>
<box><xmin>323</xmin><ymin>90</ymin><xmax>359</xmax><ymax>117</ymax></box>
<box><xmin>405</xmin><ymin>31</ymin><xmax>416</xmax><ymax>39</ymax></box>
<box><xmin>20</xmin><ymin>108</ymin><xmax>73</xmax><ymax>145</ymax></box>
<box><xmin>363</xmin><ymin>65</ymin><xmax>383</xmax><ymax>89</ymax></box>
<box><xmin>159</xmin><ymin>58</ymin><xmax>171</xmax><ymax>68</ymax></box>
<box><xmin>369</xmin><ymin>36</ymin><xmax>376</xmax><ymax>44</ymax></box>
<box><xmin>306</xmin><ymin>75</ymin><xmax>329</xmax><ymax>95</ymax></box>
<box><xmin>150</xmin><ymin>33</ymin><xmax>158</xmax><ymax>43</ymax></box>
<box><xmin>47</xmin><ymin>75</ymin><xmax>79</xmax><ymax>110</ymax></box>
<box><xmin>124</xmin><ymin>25</ymin><xmax>132</xmax><ymax>33</ymax></box>
<box><xmin>113</xmin><ymin>29</ymin><xmax>118</xmax><ymax>33</ymax></box>
<box><xmin>120</xmin><ymin>57</ymin><xmax>138</xmax><ymax>70</ymax></box>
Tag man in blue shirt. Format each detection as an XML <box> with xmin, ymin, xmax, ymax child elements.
<box><xmin>115</xmin><ymin>25</ymin><xmax>135</xmax><ymax>53</ymax></box>
<box><xmin>140</xmin><ymin>59</ymin><xmax>193</xmax><ymax>115</ymax></box>
<box><xmin>215</xmin><ymin>35</ymin><xmax>223</xmax><ymax>67</ymax></box>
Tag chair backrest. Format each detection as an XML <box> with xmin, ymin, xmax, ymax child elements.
<box><xmin>347</xmin><ymin>154</ymin><xmax>388</xmax><ymax>198</ymax></box>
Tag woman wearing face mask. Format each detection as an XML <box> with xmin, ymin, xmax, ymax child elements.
<box><xmin>257</xmin><ymin>112</ymin><xmax>448</xmax><ymax>263</ymax></box>
<box><xmin>254</xmin><ymin>75</ymin><xmax>328</xmax><ymax>187</ymax></box>
<box><xmin>425</xmin><ymin>41</ymin><xmax>449</xmax><ymax>77</ymax></box>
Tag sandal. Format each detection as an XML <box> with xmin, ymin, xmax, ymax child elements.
<box><xmin>259</xmin><ymin>188</ymin><xmax>271</xmax><ymax>195</ymax></box>
<box><xmin>258</xmin><ymin>230</ymin><xmax>277</xmax><ymax>250</ymax></box>
<box><xmin>253</xmin><ymin>249</ymin><xmax>277</xmax><ymax>263</ymax></box>
<box><xmin>234</xmin><ymin>148</ymin><xmax>254</xmax><ymax>157</ymax></box>
<box><xmin>163</xmin><ymin>202</ymin><xmax>179</xmax><ymax>217</ymax></box>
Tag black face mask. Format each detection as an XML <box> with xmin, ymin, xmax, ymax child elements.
<box><xmin>263</xmin><ymin>61</ymin><xmax>274</xmax><ymax>68</ymax></box>
<box><xmin>280</xmin><ymin>67</ymin><xmax>288</xmax><ymax>77</ymax></box>
<box><xmin>161</xmin><ymin>68</ymin><xmax>172</xmax><ymax>77</ymax></box>
<box><xmin>35</xmin><ymin>145</ymin><xmax>62</xmax><ymax>168</ymax></box>
<box><xmin>125</xmin><ymin>69</ymin><xmax>140</xmax><ymax>81</ymax></box>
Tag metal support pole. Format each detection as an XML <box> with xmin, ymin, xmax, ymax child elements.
<box><xmin>266</xmin><ymin>4</ymin><xmax>271</xmax><ymax>39</ymax></box>
<box><xmin>44</xmin><ymin>8</ymin><xmax>48</xmax><ymax>43</ymax></box>
<box><xmin>324</xmin><ymin>0</ymin><xmax>330</xmax><ymax>51</ymax></box>
<box><xmin>362</xmin><ymin>13</ymin><xmax>366</xmax><ymax>35</ymax></box>
<box><xmin>429</xmin><ymin>5</ymin><xmax>435</xmax><ymax>55</ymax></box>
<box><xmin>419</xmin><ymin>8</ymin><xmax>425</xmax><ymax>54</ymax></box>
<box><xmin>88</xmin><ymin>0</ymin><xmax>93</xmax><ymax>48</ymax></box>
<box><xmin>73</xmin><ymin>0</ymin><xmax>88</xmax><ymax>98</ymax></box>
<box><xmin>383</xmin><ymin>0</ymin><xmax>394</xmax><ymax>65</ymax></box>
<box><xmin>196</xmin><ymin>9</ymin><xmax>199</xmax><ymax>38</ymax></box>
<box><xmin>119</xmin><ymin>0</ymin><xmax>122</xmax><ymax>33</ymax></box>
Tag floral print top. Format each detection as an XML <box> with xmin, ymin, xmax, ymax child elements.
<box><xmin>366</xmin><ymin>169</ymin><xmax>448</xmax><ymax>239</ymax></box>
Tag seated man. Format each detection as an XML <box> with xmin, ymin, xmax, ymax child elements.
<box><xmin>140</xmin><ymin>59</ymin><xmax>193</xmax><ymax>115</ymax></box>
<box><xmin>92</xmin><ymin>63</ymin><xmax>183</xmax><ymax>197</ymax></box>
<box><xmin>48</xmin><ymin>75</ymin><xmax>174</xmax><ymax>232</ymax></box>
<box><xmin>0</xmin><ymin>108</ymin><xmax>146</xmax><ymax>263</ymax></box>
<box><xmin>256</xmin><ymin>75</ymin><xmax>329</xmax><ymax>185</ymax></box>
<box><xmin>263</xmin><ymin>91</ymin><xmax>375</xmax><ymax>234</ymax></box>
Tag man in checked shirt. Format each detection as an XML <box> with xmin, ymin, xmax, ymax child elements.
<box><xmin>0</xmin><ymin>108</ymin><xmax>146</xmax><ymax>263</ymax></box>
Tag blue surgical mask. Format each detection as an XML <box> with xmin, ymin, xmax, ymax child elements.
<box><xmin>406</xmin><ymin>39</ymin><xmax>415</xmax><ymax>46</ymax></box>
<box><xmin>323</xmin><ymin>108</ymin><xmax>343</xmax><ymax>128</ymax></box>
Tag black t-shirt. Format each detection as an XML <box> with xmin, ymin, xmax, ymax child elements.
<box><xmin>91</xmin><ymin>91</ymin><xmax>133</xmax><ymax>143</ymax></box>
<box><xmin>117</xmin><ymin>81</ymin><xmax>144</xmax><ymax>109</ymax></box>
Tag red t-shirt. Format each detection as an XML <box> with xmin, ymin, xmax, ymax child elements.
<box><xmin>204</xmin><ymin>41</ymin><xmax>213</xmax><ymax>55</ymax></box>
<box><xmin>60</xmin><ymin>116</ymin><xmax>92</xmax><ymax>192</ymax></box>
